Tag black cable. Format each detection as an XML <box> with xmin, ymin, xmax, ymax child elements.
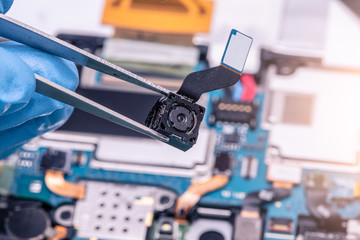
<box><xmin>305</xmin><ymin>188</ymin><xmax>344</xmax><ymax>231</ymax></box>
<box><xmin>177</xmin><ymin>66</ymin><xmax>240</xmax><ymax>102</ymax></box>
<box><xmin>242</xmin><ymin>187</ymin><xmax>292</xmax><ymax>212</ymax></box>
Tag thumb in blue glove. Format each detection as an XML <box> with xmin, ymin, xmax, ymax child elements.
<box><xmin>0</xmin><ymin>0</ymin><xmax>13</xmax><ymax>13</ymax></box>
<box><xmin>0</xmin><ymin>41</ymin><xmax>79</xmax><ymax>158</ymax></box>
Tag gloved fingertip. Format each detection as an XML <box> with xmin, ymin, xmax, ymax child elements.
<box><xmin>0</xmin><ymin>0</ymin><xmax>14</xmax><ymax>14</ymax></box>
<box><xmin>2</xmin><ymin>42</ymin><xmax>79</xmax><ymax>91</ymax></box>
<box><xmin>0</xmin><ymin>47</ymin><xmax>35</xmax><ymax>115</ymax></box>
<box><xmin>0</xmin><ymin>105</ymin><xmax>74</xmax><ymax>159</ymax></box>
<box><xmin>58</xmin><ymin>58</ymin><xmax>79</xmax><ymax>91</ymax></box>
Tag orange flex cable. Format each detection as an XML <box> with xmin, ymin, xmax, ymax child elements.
<box><xmin>48</xmin><ymin>225</ymin><xmax>68</xmax><ymax>240</ymax></box>
<box><xmin>45</xmin><ymin>170</ymin><xmax>85</xmax><ymax>199</ymax></box>
<box><xmin>102</xmin><ymin>0</ymin><xmax>214</xmax><ymax>34</ymax></box>
<box><xmin>240</xmin><ymin>210</ymin><xmax>260</xmax><ymax>219</ymax></box>
<box><xmin>273</xmin><ymin>181</ymin><xmax>293</xmax><ymax>189</ymax></box>
<box><xmin>175</xmin><ymin>174</ymin><xmax>229</xmax><ymax>219</ymax></box>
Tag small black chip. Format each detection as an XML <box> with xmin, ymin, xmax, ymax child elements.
<box><xmin>209</xmin><ymin>99</ymin><xmax>258</xmax><ymax>129</ymax></box>
<box><xmin>40</xmin><ymin>148</ymin><xmax>70</xmax><ymax>172</ymax></box>
<box><xmin>224</xmin><ymin>132</ymin><xmax>239</xmax><ymax>144</ymax></box>
<box><xmin>214</xmin><ymin>152</ymin><xmax>233</xmax><ymax>176</ymax></box>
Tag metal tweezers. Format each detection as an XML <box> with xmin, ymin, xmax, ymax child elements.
<box><xmin>0</xmin><ymin>14</ymin><xmax>172</xmax><ymax>145</ymax></box>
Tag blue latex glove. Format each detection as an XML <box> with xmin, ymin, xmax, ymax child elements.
<box><xmin>0</xmin><ymin>0</ymin><xmax>78</xmax><ymax>159</ymax></box>
<box><xmin>0</xmin><ymin>0</ymin><xmax>13</xmax><ymax>13</ymax></box>
<box><xmin>0</xmin><ymin>41</ymin><xmax>79</xmax><ymax>158</ymax></box>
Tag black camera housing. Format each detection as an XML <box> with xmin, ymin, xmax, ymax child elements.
<box><xmin>145</xmin><ymin>93</ymin><xmax>205</xmax><ymax>147</ymax></box>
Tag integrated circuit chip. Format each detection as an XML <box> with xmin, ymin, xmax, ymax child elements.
<box><xmin>213</xmin><ymin>152</ymin><xmax>233</xmax><ymax>176</ymax></box>
<box><xmin>40</xmin><ymin>148</ymin><xmax>71</xmax><ymax>172</ymax></box>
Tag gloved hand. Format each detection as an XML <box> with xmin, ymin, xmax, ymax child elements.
<box><xmin>0</xmin><ymin>41</ymin><xmax>79</xmax><ymax>158</ymax></box>
<box><xmin>0</xmin><ymin>0</ymin><xmax>13</xmax><ymax>13</ymax></box>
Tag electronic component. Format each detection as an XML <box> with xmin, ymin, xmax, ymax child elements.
<box><xmin>266</xmin><ymin>163</ymin><xmax>302</xmax><ymax>184</ymax></box>
<box><xmin>2</xmin><ymin>12</ymin><xmax>254</xmax><ymax>153</ymax></box>
<box><xmin>185</xmin><ymin>218</ymin><xmax>232</xmax><ymax>240</ymax></box>
<box><xmin>296</xmin><ymin>216</ymin><xmax>320</xmax><ymax>237</ymax></box>
<box><xmin>234</xmin><ymin>214</ymin><xmax>262</xmax><ymax>240</ymax></box>
<box><xmin>5</xmin><ymin>206</ymin><xmax>51</xmax><ymax>239</ymax></box>
<box><xmin>305</xmin><ymin>173</ymin><xmax>343</xmax><ymax>231</ymax></box>
<box><xmin>241</xmin><ymin>155</ymin><xmax>258</xmax><ymax>179</ymax></box>
<box><xmin>10</xmin><ymin>3</ymin><xmax>360</xmax><ymax>239</ymax></box>
<box><xmin>221</xmin><ymin>126</ymin><xmax>240</xmax><ymax>150</ymax></box>
<box><xmin>145</xmin><ymin>30</ymin><xmax>252</xmax><ymax>150</ymax></box>
<box><xmin>196</xmin><ymin>207</ymin><xmax>232</xmax><ymax>218</ymax></box>
<box><xmin>237</xmin><ymin>186</ymin><xmax>291</xmax><ymax>239</ymax></box>
<box><xmin>41</xmin><ymin>148</ymin><xmax>71</xmax><ymax>172</ymax></box>
<box><xmin>305</xmin><ymin>193</ymin><xmax>343</xmax><ymax>231</ymax></box>
<box><xmin>73</xmin><ymin>181</ymin><xmax>177</xmax><ymax>240</ymax></box>
<box><xmin>72</xmin><ymin>151</ymin><xmax>88</xmax><ymax>166</ymax></box>
<box><xmin>154</xmin><ymin>189</ymin><xmax>178</xmax><ymax>213</ymax></box>
<box><xmin>265</xmin><ymin>66</ymin><xmax>360</xmax><ymax>169</ymax></box>
<box><xmin>242</xmin><ymin>188</ymin><xmax>292</xmax><ymax>212</ymax></box>
<box><xmin>102</xmin><ymin>38</ymin><xmax>199</xmax><ymax>80</ymax></box>
<box><xmin>296</xmin><ymin>215</ymin><xmax>347</xmax><ymax>239</ymax></box>
<box><xmin>154</xmin><ymin>217</ymin><xmax>177</xmax><ymax>240</ymax></box>
<box><xmin>53</xmin><ymin>204</ymin><xmax>75</xmax><ymax>227</ymax></box>
<box><xmin>145</xmin><ymin>92</ymin><xmax>205</xmax><ymax>149</ymax></box>
<box><xmin>209</xmin><ymin>99</ymin><xmax>258</xmax><ymax>129</ymax></box>
<box><xmin>177</xmin><ymin>30</ymin><xmax>252</xmax><ymax>102</ymax></box>
<box><xmin>224</xmin><ymin>132</ymin><xmax>239</xmax><ymax>144</ymax></box>
<box><xmin>8</xmin><ymin>20</ymin><xmax>360</xmax><ymax>239</ymax></box>
<box><xmin>268</xmin><ymin>217</ymin><xmax>293</xmax><ymax>233</ymax></box>
<box><xmin>214</xmin><ymin>152</ymin><xmax>233</xmax><ymax>176</ymax></box>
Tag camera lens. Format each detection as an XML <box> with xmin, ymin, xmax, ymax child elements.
<box><xmin>177</xmin><ymin>114</ymin><xmax>186</xmax><ymax>123</ymax></box>
<box><xmin>168</xmin><ymin>105</ymin><xmax>195</xmax><ymax>132</ymax></box>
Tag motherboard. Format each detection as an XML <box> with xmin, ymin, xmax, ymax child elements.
<box><xmin>1</xmin><ymin>36</ymin><xmax>360</xmax><ymax>240</ymax></box>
